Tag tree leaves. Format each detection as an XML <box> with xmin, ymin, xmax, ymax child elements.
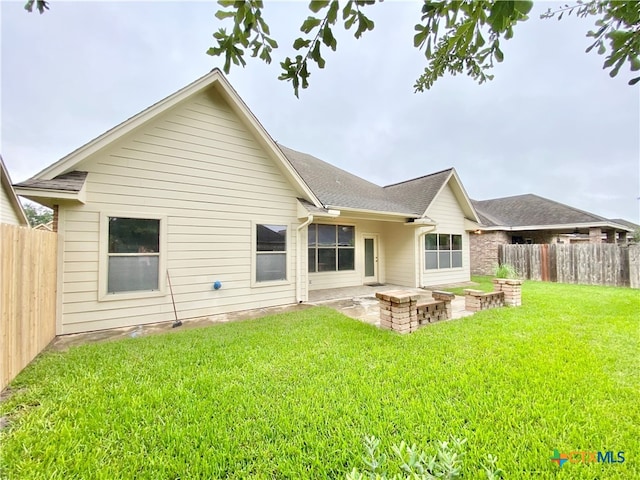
<box><xmin>203</xmin><ymin>0</ymin><xmax>639</xmax><ymax>94</ymax></box>
<box><xmin>24</xmin><ymin>0</ymin><xmax>49</xmax><ymax>14</ymax></box>
<box><xmin>207</xmin><ymin>1</ymin><xmax>279</xmax><ymax>75</ymax></box>
<box><xmin>412</xmin><ymin>1</ymin><xmax>532</xmax><ymax>92</ymax></box>
<box><xmin>543</xmin><ymin>0</ymin><xmax>640</xmax><ymax>85</ymax></box>
<box><xmin>301</xmin><ymin>16</ymin><xmax>323</xmax><ymax>33</ymax></box>
<box><xmin>279</xmin><ymin>0</ymin><xmax>376</xmax><ymax>97</ymax></box>
<box><xmin>22</xmin><ymin>0</ymin><xmax>640</xmax><ymax>92</ymax></box>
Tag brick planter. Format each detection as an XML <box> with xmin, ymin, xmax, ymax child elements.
<box><xmin>464</xmin><ymin>289</ymin><xmax>504</xmax><ymax>312</ymax></box>
<box><xmin>375</xmin><ymin>290</ymin><xmax>419</xmax><ymax>334</ymax></box>
<box><xmin>417</xmin><ymin>290</ymin><xmax>455</xmax><ymax>324</ymax></box>
<box><xmin>492</xmin><ymin>278</ymin><xmax>523</xmax><ymax>306</ymax></box>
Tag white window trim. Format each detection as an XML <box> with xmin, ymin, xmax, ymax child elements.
<box><xmin>307</xmin><ymin>223</ymin><xmax>357</xmax><ymax>273</ymax></box>
<box><xmin>251</xmin><ymin>221</ymin><xmax>292</xmax><ymax>288</ymax></box>
<box><xmin>98</xmin><ymin>212</ymin><xmax>167</xmax><ymax>302</ymax></box>
<box><xmin>423</xmin><ymin>232</ymin><xmax>464</xmax><ymax>272</ymax></box>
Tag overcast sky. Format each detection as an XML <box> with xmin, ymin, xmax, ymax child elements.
<box><xmin>2</xmin><ymin>1</ymin><xmax>639</xmax><ymax>222</ymax></box>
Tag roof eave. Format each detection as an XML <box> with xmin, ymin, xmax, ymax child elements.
<box><xmin>477</xmin><ymin>221</ymin><xmax>634</xmax><ymax>233</ymax></box>
<box><xmin>31</xmin><ymin>71</ymin><xmax>229</xmax><ymax>181</ymax></box>
<box><xmin>212</xmin><ymin>80</ymin><xmax>322</xmax><ymax>208</ymax></box>
<box><xmin>324</xmin><ymin>204</ymin><xmax>420</xmax><ymax>220</ymax></box>
<box><xmin>1</xmin><ymin>157</ymin><xmax>30</xmax><ymax>226</ymax></box>
<box><xmin>24</xmin><ymin>70</ymin><xmax>323</xmax><ymax>208</ymax></box>
<box><xmin>15</xmin><ymin>184</ymin><xmax>86</xmax><ymax>208</ymax></box>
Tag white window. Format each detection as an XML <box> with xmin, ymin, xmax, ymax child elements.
<box><xmin>308</xmin><ymin>224</ymin><xmax>355</xmax><ymax>272</ymax></box>
<box><xmin>99</xmin><ymin>213</ymin><xmax>166</xmax><ymax>300</ymax></box>
<box><xmin>108</xmin><ymin>217</ymin><xmax>160</xmax><ymax>292</ymax></box>
<box><xmin>256</xmin><ymin>224</ymin><xmax>287</xmax><ymax>282</ymax></box>
<box><xmin>425</xmin><ymin>234</ymin><xmax>462</xmax><ymax>270</ymax></box>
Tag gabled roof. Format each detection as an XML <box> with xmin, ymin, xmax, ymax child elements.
<box><xmin>0</xmin><ymin>156</ymin><xmax>29</xmax><ymax>226</ymax></box>
<box><xmin>16</xmin><ymin>69</ymin><xmax>321</xmax><ymax>208</ymax></box>
<box><xmin>472</xmin><ymin>194</ymin><xmax>634</xmax><ymax>232</ymax></box>
<box><xmin>383</xmin><ymin>169</ymin><xmax>453</xmax><ymax>215</ymax></box>
<box><xmin>14</xmin><ymin>70</ymin><xmax>478</xmax><ymax>221</ymax></box>
<box><xmin>280</xmin><ymin>145</ymin><xmax>479</xmax><ymax>221</ymax></box>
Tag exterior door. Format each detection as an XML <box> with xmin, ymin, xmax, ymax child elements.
<box><xmin>364</xmin><ymin>236</ymin><xmax>378</xmax><ymax>284</ymax></box>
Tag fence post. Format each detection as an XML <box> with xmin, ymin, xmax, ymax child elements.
<box><xmin>630</xmin><ymin>245</ymin><xmax>640</xmax><ymax>289</ymax></box>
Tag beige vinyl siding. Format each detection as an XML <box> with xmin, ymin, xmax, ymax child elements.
<box><xmin>421</xmin><ymin>182</ymin><xmax>471</xmax><ymax>286</ymax></box>
<box><xmin>1</xmin><ymin>185</ymin><xmax>24</xmax><ymax>225</ymax></box>
<box><xmin>382</xmin><ymin>223</ymin><xmax>418</xmax><ymax>287</ymax></box>
<box><xmin>59</xmin><ymin>88</ymin><xmax>300</xmax><ymax>334</ymax></box>
<box><xmin>308</xmin><ymin>218</ymin><xmax>386</xmax><ymax>291</ymax></box>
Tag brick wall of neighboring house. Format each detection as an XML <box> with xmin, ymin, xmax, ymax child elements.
<box><xmin>470</xmin><ymin>230</ymin><xmax>561</xmax><ymax>275</ymax></box>
<box><xmin>470</xmin><ymin>231</ymin><xmax>510</xmax><ymax>275</ymax></box>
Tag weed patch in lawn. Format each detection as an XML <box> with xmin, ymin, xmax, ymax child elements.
<box><xmin>1</xmin><ymin>282</ymin><xmax>638</xmax><ymax>479</ymax></box>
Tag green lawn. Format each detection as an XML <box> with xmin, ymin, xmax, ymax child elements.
<box><xmin>441</xmin><ymin>275</ymin><xmax>496</xmax><ymax>295</ymax></box>
<box><xmin>1</xmin><ymin>281</ymin><xmax>638</xmax><ymax>479</ymax></box>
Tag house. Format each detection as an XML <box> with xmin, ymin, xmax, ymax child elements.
<box><xmin>470</xmin><ymin>194</ymin><xmax>635</xmax><ymax>275</ymax></box>
<box><xmin>34</xmin><ymin>221</ymin><xmax>54</xmax><ymax>231</ymax></box>
<box><xmin>0</xmin><ymin>156</ymin><xmax>29</xmax><ymax>226</ymax></box>
<box><xmin>15</xmin><ymin>69</ymin><xmax>479</xmax><ymax>335</ymax></box>
<box><xmin>609</xmin><ymin>218</ymin><xmax>639</xmax><ymax>235</ymax></box>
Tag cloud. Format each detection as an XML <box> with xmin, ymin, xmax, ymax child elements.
<box><xmin>1</xmin><ymin>1</ymin><xmax>638</xmax><ymax>222</ymax></box>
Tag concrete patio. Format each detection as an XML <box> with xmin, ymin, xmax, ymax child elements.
<box><xmin>308</xmin><ymin>283</ymin><xmax>474</xmax><ymax>326</ymax></box>
<box><xmin>51</xmin><ymin>282</ymin><xmax>477</xmax><ymax>350</ymax></box>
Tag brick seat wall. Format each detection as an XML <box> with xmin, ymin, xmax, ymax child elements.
<box><xmin>464</xmin><ymin>289</ymin><xmax>505</xmax><ymax>312</ymax></box>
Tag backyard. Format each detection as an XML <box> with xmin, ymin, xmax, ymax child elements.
<box><xmin>0</xmin><ymin>280</ymin><xmax>638</xmax><ymax>479</ymax></box>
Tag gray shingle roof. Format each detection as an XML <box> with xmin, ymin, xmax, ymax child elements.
<box><xmin>383</xmin><ymin>169</ymin><xmax>453</xmax><ymax>216</ymax></box>
<box><xmin>609</xmin><ymin>218</ymin><xmax>639</xmax><ymax>231</ymax></box>
<box><xmin>472</xmin><ymin>194</ymin><xmax>613</xmax><ymax>228</ymax></box>
<box><xmin>280</xmin><ymin>145</ymin><xmax>450</xmax><ymax>216</ymax></box>
<box><xmin>15</xmin><ymin>171</ymin><xmax>88</xmax><ymax>192</ymax></box>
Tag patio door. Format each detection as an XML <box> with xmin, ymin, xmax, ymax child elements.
<box><xmin>363</xmin><ymin>235</ymin><xmax>378</xmax><ymax>284</ymax></box>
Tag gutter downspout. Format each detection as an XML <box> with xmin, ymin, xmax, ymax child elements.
<box><xmin>296</xmin><ymin>214</ymin><xmax>313</xmax><ymax>303</ymax></box>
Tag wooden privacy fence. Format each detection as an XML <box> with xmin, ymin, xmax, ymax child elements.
<box><xmin>499</xmin><ymin>243</ymin><xmax>640</xmax><ymax>288</ymax></box>
<box><xmin>1</xmin><ymin>224</ymin><xmax>57</xmax><ymax>391</ymax></box>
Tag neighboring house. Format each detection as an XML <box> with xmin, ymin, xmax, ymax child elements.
<box><xmin>470</xmin><ymin>194</ymin><xmax>635</xmax><ymax>275</ymax></box>
<box><xmin>34</xmin><ymin>221</ymin><xmax>54</xmax><ymax>231</ymax></box>
<box><xmin>15</xmin><ymin>69</ymin><xmax>480</xmax><ymax>335</ymax></box>
<box><xmin>0</xmin><ymin>156</ymin><xmax>29</xmax><ymax>226</ymax></box>
<box><xmin>609</xmin><ymin>218</ymin><xmax>640</xmax><ymax>234</ymax></box>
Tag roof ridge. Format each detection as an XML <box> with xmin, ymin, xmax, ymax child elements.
<box><xmin>383</xmin><ymin>167</ymin><xmax>454</xmax><ymax>189</ymax></box>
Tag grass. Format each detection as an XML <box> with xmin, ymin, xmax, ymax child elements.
<box><xmin>1</xmin><ymin>281</ymin><xmax>638</xmax><ymax>479</ymax></box>
<box><xmin>441</xmin><ymin>275</ymin><xmax>496</xmax><ymax>295</ymax></box>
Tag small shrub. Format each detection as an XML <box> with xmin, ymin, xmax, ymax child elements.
<box><xmin>346</xmin><ymin>435</ymin><xmax>503</xmax><ymax>480</ymax></box>
<box><xmin>494</xmin><ymin>263</ymin><xmax>518</xmax><ymax>279</ymax></box>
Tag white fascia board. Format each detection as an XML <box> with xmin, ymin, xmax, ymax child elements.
<box><xmin>324</xmin><ymin>205</ymin><xmax>418</xmax><ymax>220</ymax></box>
<box><xmin>14</xmin><ymin>187</ymin><xmax>85</xmax><ymax>204</ymax></box>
